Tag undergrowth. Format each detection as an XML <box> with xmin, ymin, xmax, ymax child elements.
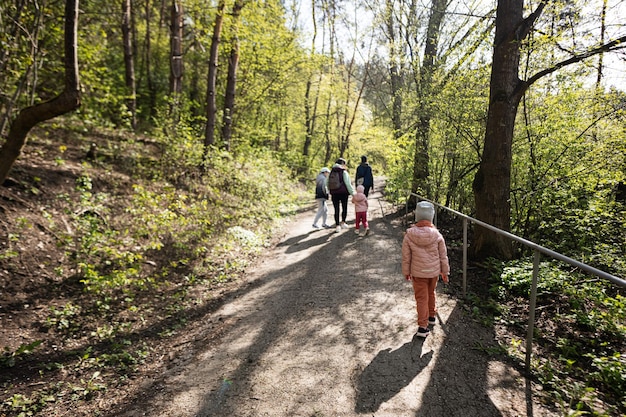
<box><xmin>0</xmin><ymin>121</ymin><xmax>309</xmax><ymax>416</ymax></box>
<box><xmin>483</xmin><ymin>258</ymin><xmax>626</xmax><ymax>416</ymax></box>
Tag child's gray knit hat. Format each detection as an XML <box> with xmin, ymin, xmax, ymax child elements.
<box><xmin>415</xmin><ymin>201</ymin><xmax>435</xmax><ymax>222</ymax></box>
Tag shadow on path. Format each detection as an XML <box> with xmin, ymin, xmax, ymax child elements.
<box><xmin>355</xmin><ymin>336</ymin><xmax>433</xmax><ymax>413</ymax></box>
<box><xmin>108</xmin><ymin>183</ymin><xmax>552</xmax><ymax>417</ymax></box>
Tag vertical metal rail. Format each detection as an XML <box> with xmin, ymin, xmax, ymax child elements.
<box><xmin>525</xmin><ymin>250</ymin><xmax>540</xmax><ymax>369</ymax></box>
<box><xmin>462</xmin><ymin>218</ymin><xmax>468</xmax><ymax>299</ymax></box>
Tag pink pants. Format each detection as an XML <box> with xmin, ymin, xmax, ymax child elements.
<box><xmin>355</xmin><ymin>211</ymin><xmax>368</xmax><ymax>229</ymax></box>
<box><xmin>411</xmin><ymin>277</ymin><xmax>438</xmax><ymax>328</ymax></box>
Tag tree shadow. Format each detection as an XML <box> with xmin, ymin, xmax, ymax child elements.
<box><xmin>354</xmin><ymin>336</ymin><xmax>433</xmax><ymax>413</ymax></box>
<box><xmin>277</xmin><ymin>228</ymin><xmax>334</xmax><ymax>253</ymax></box>
<box><xmin>413</xmin><ymin>304</ymin><xmax>506</xmax><ymax>417</ymax></box>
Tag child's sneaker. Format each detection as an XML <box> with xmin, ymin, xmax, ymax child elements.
<box><xmin>364</xmin><ymin>228</ymin><xmax>370</xmax><ymax>235</ymax></box>
<box><xmin>312</xmin><ymin>224</ymin><xmax>320</xmax><ymax>229</ymax></box>
<box><xmin>416</xmin><ymin>327</ymin><xmax>430</xmax><ymax>338</ymax></box>
<box><xmin>322</xmin><ymin>224</ymin><xmax>332</xmax><ymax>228</ymax></box>
<box><xmin>428</xmin><ymin>316</ymin><xmax>436</xmax><ymax>325</ymax></box>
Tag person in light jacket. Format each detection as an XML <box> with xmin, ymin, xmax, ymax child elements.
<box><xmin>401</xmin><ymin>201</ymin><xmax>450</xmax><ymax>338</ymax></box>
<box><xmin>351</xmin><ymin>185</ymin><xmax>369</xmax><ymax>236</ymax></box>
<box><xmin>312</xmin><ymin>167</ymin><xmax>332</xmax><ymax>229</ymax></box>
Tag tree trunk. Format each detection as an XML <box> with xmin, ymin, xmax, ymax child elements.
<box><xmin>596</xmin><ymin>0</ymin><xmax>607</xmax><ymax>88</ymax></box>
<box><xmin>471</xmin><ymin>0</ymin><xmax>527</xmax><ymax>260</ymax></box>
<box><xmin>302</xmin><ymin>0</ymin><xmax>319</xmax><ymax>159</ymax></box>
<box><xmin>169</xmin><ymin>0</ymin><xmax>183</xmax><ymax>97</ymax></box>
<box><xmin>122</xmin><ymin>0</ymin><xmax>137</xmax><ymax>129</ymax></box>
<box><xmin>385</xmin><ymin>0</ymin><xmax>403</xmax><ymax>140</ymax></box>
<box><xmin>411</xmin><ymin>0</ymin><xmax>446</xmax><ymax>200</ymax></box>
<box><xmin>0</xmin><ymin>0</ymin><xmax>81</xmax><ymax>184</ymax></box>
<box><xmin>144</xmin><ymin>0</ymin><xmax>156</xmax><ymax>120</ymax></box>
<box><xmin>472</xmin><ymin>0</ymin><xmax>626</xmax><ymax>260</ymax></box>
<box><xmin>204</xmin><ymin>0</ymin><xmax>225</xmax><ymax>150</ymax></box>
<box><xmin>222</xmin><ymin>0</ymin><xmax>246</xmax><ymax>152</ymax></box>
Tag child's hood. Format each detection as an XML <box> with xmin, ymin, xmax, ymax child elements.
<box><xmin>405</xmin><ymin>225</ymin><xmax>440</xmax><ymax>246</ymax></box>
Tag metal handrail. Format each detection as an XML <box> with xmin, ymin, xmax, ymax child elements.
<box><xmin>406</xmin><ymin>192</ymin><xmax>626</xmax><ymax>369</ymax></box>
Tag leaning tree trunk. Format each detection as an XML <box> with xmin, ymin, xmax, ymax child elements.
<box><xmin>0</xmin><ymin>0</ymin><xmax>81</xmax><ymax>184</ymax></box>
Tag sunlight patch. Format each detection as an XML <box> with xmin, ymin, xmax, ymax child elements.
<box><xmin>227</xmin><ymin>226</ymin><xmax>261</xmax><ymax>248</ymax></box>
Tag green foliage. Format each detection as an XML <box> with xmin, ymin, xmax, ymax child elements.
<box><xmin>488</xmin><ymin>257</ymin><xmax>626</xmax><ymax>414</ymax></box>
<box><xmin>44</xmin><ymin>303</ymin><xmax>82</xmax><ymax>334</ymax></box>
<box><xmin>512</xmin><ymin>87</ymin><xmax>626</xmax><ymax>278</ymax></box>
<box><xmin>495</xmin><ymin>259</ymin><xmax>569</xmax><ymax>299</ymax></box>
<box><xmin>0</xmin><ymin>341</ymin><xmax>43</xmax><ymax>369</ymax></box>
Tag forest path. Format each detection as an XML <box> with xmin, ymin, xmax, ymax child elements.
<box><xmin>116</xmin><ymin>185</ymin><xmax>558</xmax><ymax>417</ymax></box>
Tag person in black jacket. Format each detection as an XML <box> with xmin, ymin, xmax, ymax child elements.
<box><xmin>355</xmin><ymin>155</ymin><xmax>374</xmax><ymax>197</ymax></box>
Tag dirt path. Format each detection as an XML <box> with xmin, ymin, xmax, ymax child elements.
<box><xmin>116</xmin><ymin>187</ymin><xmax>558</xmax><ymax>417</ymax></box>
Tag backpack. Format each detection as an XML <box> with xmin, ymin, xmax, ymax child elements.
<box><xmin>328</xmin><ymin>169</ymin><xmax>342</xmax><ymax>191</ymax></box>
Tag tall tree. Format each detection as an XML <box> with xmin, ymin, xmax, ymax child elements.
<box><xmin>204</xmin><ymin>0</ymin><xmax>226</xmax><ymax>151</ymax></box>
<box><xmin>169</xmin><ymin>0</ymin><xmax>184</xmax><ymax>98</ymax></box>
<box><xmin>385</xmin><ymin>0</ymin><xmax>403</xmax><ymax>141</ymax></box>
<box><xmin>411</xmin><ymin>0</ymin><xmax>446</xmax><ymax>199</ymax></box>
<box><xmin>0</xmin><ymin>0</ymin><xmax>81</xmax><ymax>184</ymax></box>
<box><xmin>302</xmin><ymin>0</ymin><xmax>320</xmax><ymax>159</ymax></box>
<box><xmin>122</xmin><ymin>0</ymin><xmax>137</xmax><ymax>129</ymax></box>
<box><xmin>222</xmin><ymin>0</ymin><xmax>247</xmax><ymax>151</ymax></box>
<box><xmin>472</xmin><ymin>0</ymin><xmax>626</xmax><ymax>259</ymax></box>
<box><xmin>143</xmin><ymin>0</ymin><xmax>157</xmax><ymax>119</ymax></box>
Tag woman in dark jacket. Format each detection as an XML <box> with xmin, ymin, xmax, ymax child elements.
<box><xmin>355</xmin><ymin>155</ymin><xmax>374</xmax><ymax>196</ymax></box>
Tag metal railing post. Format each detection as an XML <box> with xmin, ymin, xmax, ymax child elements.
<box><xmin>525</xmin><ymin>250</ymin><xmax>540</xmax><ymax>370</ymax></box>
<box><xmin>462</xmin><ymin>218</ymin><xmax>467</xmax><ymax>299</ymax></box>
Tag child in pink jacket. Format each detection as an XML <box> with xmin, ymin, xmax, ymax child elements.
<box><xmin>401</xmin><ymin>201</ymin><xmax>450</xmax><ymax>338</ymax></box>
<box><xmin>351</xmin><ymin>185</ymin><xmax>369</xmax><ymax>236</ymax></box>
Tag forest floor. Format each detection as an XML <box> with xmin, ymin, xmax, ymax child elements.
<box><xmin>0</xmin><ymin>127</ymin><xmax>562</xmax><ymax>416</ymax></box>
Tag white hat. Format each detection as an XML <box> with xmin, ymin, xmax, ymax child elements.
<box><xmin>415</xmin><ymin>201</ymin><xmax>435</xmax><ymax>222</ymax></box>
<box><xmin>320</xmin><ymin>167</ymin><xmax>330</xmax><ymax>173</ymax></box>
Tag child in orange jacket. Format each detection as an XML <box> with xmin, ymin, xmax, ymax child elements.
<box><xmin>401</xmin><ymin>201</ymin><xmax>450</xmax><ymax>338</ymax></box>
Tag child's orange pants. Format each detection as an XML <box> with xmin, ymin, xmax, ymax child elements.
<box><xmin>411</xmin><ymin>276</ymin><xmax>438</xmax><ymax>328</ymax></box>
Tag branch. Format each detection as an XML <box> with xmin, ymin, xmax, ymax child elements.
<box><xmin>517</xmin><ymin>0</ymin><xmax>548</xmax><ymax>41</ymax></box>
<box><xmin>516</xmin><ymin>35</ymin><xmax>626</xmax><ymax>98</ymax></box>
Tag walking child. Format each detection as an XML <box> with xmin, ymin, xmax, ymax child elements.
<box><xmin>401</xmin><ymin>201</ymin><xmax>450</xmax><ymax>338</ymax></box>
<box><xmin>351</xmin><ymin>185</ymin><xmax>369</xmax><ymax>236</ymax></box>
